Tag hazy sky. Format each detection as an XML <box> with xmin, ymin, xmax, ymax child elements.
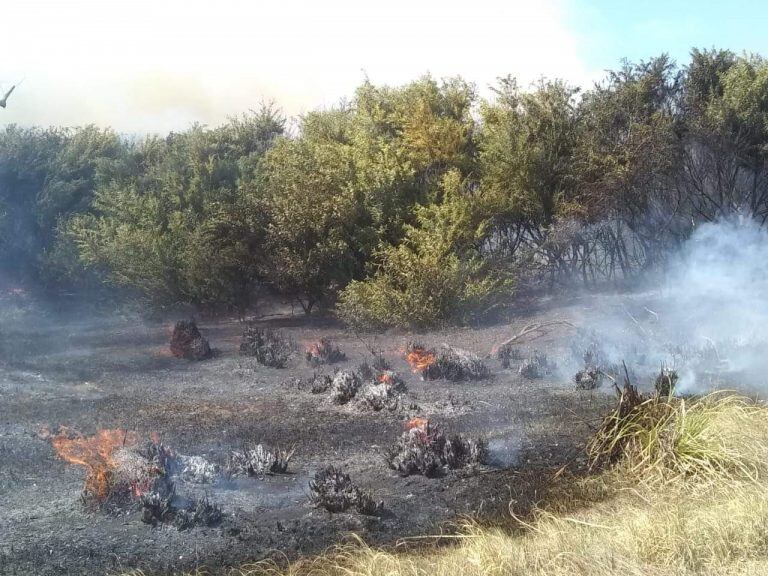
<box><xmin>2</xmin><ymin>0</ymin><xmax>768</xmax><ymax>133</ymax></box>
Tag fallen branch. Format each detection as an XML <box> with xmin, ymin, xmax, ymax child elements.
<box><xmin>489</xmin><ymin>320</ymin><xmax>576</xmax><ymax>357</ymax></box>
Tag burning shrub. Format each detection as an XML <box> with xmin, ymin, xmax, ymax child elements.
<box><xmin>405</xmin><ymin>342</ymin><xmax>439</xmax><ymax>379</ymax></box>
<box><xmin>306</xmin><ymin>338</ymin><xmax>347</xmax><ymax>366</ymax></box>
<box><xmin>239</xmin><ymin>327</ymin><xmax>294</xmax><ymax>368</ymax></box>
<box><xmin>228</xmin><ymin>444</ymin><xmax>294</xmax><ymax>477</ymax></box>
<box><xmin>359</xmin><ymin>372</ymin><xmax>407</xmax><ymax>412</ymax></box>
<box><xmin>358</xmin><ymin>354</ymin><xmax>391</xmax><ymax>380</ymax></box>
<box><xmin>518</xmin><ymin>350</ymin><xmax>555</xmax><ymax>379</ymax></box>
<box><xmin>50</xmin><ymin>428</ymin><xmax>142</xmax><ymax>509</ymax></box>
<box><xmin>406</xmin><ymin>343</ymin><xmax>490</xmax><ymax>381</ymax></box>
<box><xmin>308</xmin><ymin>465</ymin><xmax>382</xmax><ymax>516</ymax></box>
<box><xmin>655</xmin><ymin>367</ymin><xmax>679</xmax><ymax>397</ymax></box>
<box><xmin>170</xmin><ymin>320</ymin><xmax>212</xmax><ymax>361</ymax></box>
<box><xmin>385</xmin><ymin>419</ymin><xmax>487</xmax><ymax>477</ymax></box>
<box><xmin>330</xmin><ymin>370</ymin><xmax>362</xmax><ymax>405</ymax></box>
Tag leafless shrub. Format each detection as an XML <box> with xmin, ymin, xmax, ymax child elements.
<box><xmin>497</xmin><ymin>346</ymin><xmax>522</xmax><ymax>369</ymax></box>
<box><xmin>359</xmin><ymin>372</ymin><xmax>407</xmax><ymax>412</ymax></box>
<box><xmin>170</xmin><ymin>320</ymin><xmax>212</xmax><ymax>361</ymax></box>
<box><xmin>518</xmin><ymin>350</ymin><xmax>555</xmax><ymax>379</ymax></box>
<box><xmin>308</xmin><ymin>465</ymin><xmax>382</xmax><ymax>516</ymax></box>
<box><xmin>178</xmin><ymin>455</ymin><xmax>219</xmax><ymax>484</ymax></box>
<box><xmin>306</xmin><ymin>338</ymin><xmax>347</xmax><ymax>366</ymax></box>
<box><xmin>173</xmin><ymin>497</ymin><xmax>223</xmax><ymax>530</ymax></box>
<box><xmin>228</xmin><ymin>444</ymin><xmax>294</xmax><ymax>477</ymax></box>
<box><xmin>655</xmin><ymin>367</ymin><xmax>679</xmax><ymax>396</ymax></box>
<box><xmin>239</xmin><ymin>327</ymin><xmax>294</xmax><ymax>368</ymax></box>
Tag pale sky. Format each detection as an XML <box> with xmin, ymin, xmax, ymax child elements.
<box><xmin>2</xmin><ymin>0</ymin><xmax>768</xmax><ymax>134</ymax></box>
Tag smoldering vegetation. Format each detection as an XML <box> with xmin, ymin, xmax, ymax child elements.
<box><xmin>385</xmin><ymin>419</ymin><xmax>488</xmax><ymax>477</ymax></box>
<box><xmin>564</xmin><ymin>219</ymin><xmax>768</xmax><ymax>396</ymax></box>
<box><xmin>405</xmin><ymin>342</ymin><xmax>490</xmax><ymax>381</ymax></box>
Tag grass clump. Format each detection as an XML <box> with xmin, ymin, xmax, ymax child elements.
<box><xmin>588</xmin><ymin>386</ymin><xmax>768</xmax><ymax>484</ymax></box>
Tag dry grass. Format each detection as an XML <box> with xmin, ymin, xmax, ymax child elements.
<box><xmin>118</xmin><ymin>393</ymin><xmax>768</xmax><ymax>576</ymax></box>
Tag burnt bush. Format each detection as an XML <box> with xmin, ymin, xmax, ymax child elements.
<box><xmin>303</xmin><ymin>373</ymin><xmax>333</xmax><ymax>394</ymax></box>
<box><xmin>141</xmin><ymin>485</ymin><xmax>176</xmax><ymax>526</ymax></box>
<box><xmin>141</xmin><ymin>477</ymin><xmax>222</xmax><ymax>530</ymax></box>
<box><xmin>239</xmin><ymin>327</ymin><xmax>294</xmax><ymax>368</ymax></box>
<box><xmin>358</xmin><ymin>353</ymin><xmax>391</xmax><ymax>380</ymax></box>
<box><xmin>655</xmin><ymin>367</ymin><xmax>679</xmax><ymax>396</ymax></box>
<box><xmin>329</xmin><ymin>370</ymin><xmax>362</xmax><ymax>405</ymax></box>
<box><xmin>170</xmin><ymin>320</ymin><xmax>212</xmax><ymax>361</ymax></box>
<box><xmin>518</xmin><ymin>350</ymin><xmax>555</xmax><ymax>379</ymax></box>
<box><xmin>174</xmin><ymin>497</ymin><xmax>223</xmax><ymax>531</ymax></box>
<box><xmin>228</xmin><ymin>444</ymin><xmax>294</xmax><ymax>477</ymax></box>
<box><xmin>306</xmin><ymin>338</ymin><xmax>347</xmax><ymax>366</ymax></box>
<box><xmin>406</xmin><ymin>343</ymin><xmax>490</xmax><ymax>381</ymax></box>
<box><xmin>308</xmin><ymin>465</ymin><xmax>382</xmax><ymax>516</ymax></box>
<box><xmin>497</xmin><ymin>346</ymin><xmax>522</xmax><ymax>369</ymax></box>
<box><xmin>575</xmin><ymin>367</ymin><xmax>603</xmax><ymax>390</ymax></box>
<box><xmin>385</xmin><ymin>420</ymin><xmax>487</xmax><ymax>477</ymax></box>
<box><xmin>359</xmin><ymin>372</ymin><xmax>407</xmax><ymax>412</ymax></box>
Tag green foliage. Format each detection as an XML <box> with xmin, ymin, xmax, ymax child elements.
<box><xmin>260</xmin><ymin>134</ymin><xmax>373</xmax><ymax>313</ymax></box>
<box><xmin>479</xmin><ymin>78</ymin><xmax>580</xmax><ymax>226</ymax></box>
<box><xmin>68</xmin><ymin>107</ymin><xmax>284</xmax><ymax>309</ymax></box>
<box><xmin>338</xmin><ymin>171</ymin><xmax>513</xmax><ymax>330</ymax></box>
<box><xmin>7</xmin><ymin>53</ymin><xmax>768</xmax><ymax>325</ymax></box>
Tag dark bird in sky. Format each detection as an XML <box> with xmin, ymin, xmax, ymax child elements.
<box><xmin>0</xmin><ymin>84</ymin><xmax>18</xmax><ymax>108</ymax></box>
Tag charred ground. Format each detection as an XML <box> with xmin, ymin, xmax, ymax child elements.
<box><xmin>0</xmin><ymin>294</ymin><xmax>627</xmax><ymax>576</ymax></box>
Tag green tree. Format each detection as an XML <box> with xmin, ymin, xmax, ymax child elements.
<box><xmin>260</xmin><ymin>134</ymin><xmax>373</xmax><ymax>313</ymax></box>
<box><xmin>69</xmin><ymin>107</ymin><xmax>284</xmax><ymax>310</ymax></box>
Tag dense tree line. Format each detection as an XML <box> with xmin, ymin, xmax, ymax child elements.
<box><xmin>1</xmin><ymin>49</ymin><xmax>767</xmax><ymax>327</ymax></box>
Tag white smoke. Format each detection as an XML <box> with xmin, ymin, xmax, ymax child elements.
<box><xmin>567</xmin><ymin>217</ymin><xmax>768</xmax><ymax>395</ymax></box>
<box><xmin>663</xmin><ymin>218</ymin><xmax>768</xmax><ymax>393</ymax></box>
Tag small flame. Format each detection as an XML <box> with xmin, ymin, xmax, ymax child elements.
<box><xmin>405</xmin><ymin>346</ymin><xmax>436</xmax><ymax>374</ymax></box>
<box><xmin>378</xmin><ymin>373</ymin><xmax>394</xmax><ymax>384</ymax></box>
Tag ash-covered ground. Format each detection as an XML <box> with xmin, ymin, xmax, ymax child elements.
<box><xmin>0</xmin><ymin>290</ymin><xmax>688</xmax><ymax>576</ymax></box>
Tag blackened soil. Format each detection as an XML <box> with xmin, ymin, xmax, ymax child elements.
<box><xmin>0</xmin><ymin>296</ymin><xmax>618</xmax><ymax>576</ymax></box>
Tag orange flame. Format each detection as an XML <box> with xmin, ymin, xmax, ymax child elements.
<box><xmin>50</xmin><ymin>428</ymin><xmax>140</xmax><ymax>503</ymax></box>
<box><xmin>378</xmin><ymin>373</ymin><xmax>394</xmax><ymax>384</ymax></box>
<box><xmin>405</xmin><ymin>346</ymin><xmax>436</xmax><ymax>374</ymax></box>
<box><xmin>405</xmin><ymin>417</ymin><xmax>430</xmax><ymax>433</ymax></box>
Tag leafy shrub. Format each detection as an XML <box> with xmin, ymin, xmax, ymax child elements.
<box><xmin>338</xmin><ymin>171</ymin><xmax>514</xmax><ymax>330</ymax></box>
